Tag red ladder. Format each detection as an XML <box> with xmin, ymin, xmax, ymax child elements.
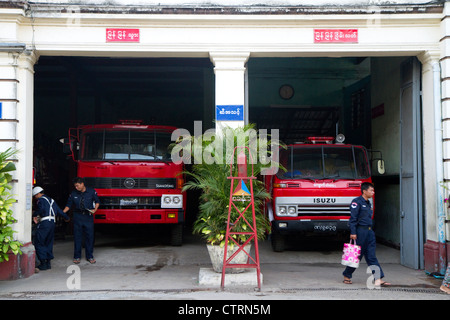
<box><xmin>221</xmin><ymin>147</ymin><xmax>262</xmax><ymax>290</ymax></box>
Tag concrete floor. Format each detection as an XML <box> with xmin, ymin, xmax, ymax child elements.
<box><xmin>0</xmin><ymin>226</ymin><xmax>447</xmax><ymax>301</ymax></box>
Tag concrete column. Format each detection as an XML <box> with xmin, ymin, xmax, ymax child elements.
<box><xmin>440</xmin><ymin>51</ymin><xmax>450</xmax><ymax>249</ymax></box>
<box><xmin>0</xmin><ymin>49</ymin><xmax>37</xmax><ymax>279</ymax></box>
<box><xmin>209</xmin><ymin>52</ymin><xmax>250</xmax><ymax>133</ymax></box>
<box><xmin>0</xmin><ymin>50</ymin><xmax>37</xmax><ymax>243</ymax></box>
<box><xmin>440</xmin><ymin>2</ymin><xmax>450</xmax><ymax>273</ymax></box>
<box><xmin>15</xmin><ymin>51</ymin><xmax>38</xmax><ymax>244</ymax></box>
<box><xmin>0</xmin><ymin>52</ymin><xmax>20</xmax><ymax>152</ymax></box>
<box><xmin>419</xmin><ymin>1</ymin><xmax>450</xmax><ymax>274</ymax></box>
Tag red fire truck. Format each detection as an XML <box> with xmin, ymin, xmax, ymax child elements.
<box><xmin>267</xmin><ymin>135</ymin><xmax>383</xmax><ymax>252</ymax></box>
<box><xmin>66</xmin><ymin>120</ymin><xmax>185</xmax><ymax>245</ymax></box>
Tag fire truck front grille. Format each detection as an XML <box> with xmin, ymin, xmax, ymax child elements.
<box><xmin>84</xmin><ymin>177</ymin><xmax>176</xmax><ymax>190</ymax></box>
<box><xmin>297</xmin><ymin>205</ymin><xmax>351</xmax><ymax>216</ymax></box>
<box><xmin>99</xmin><ymin>196</ymin><xmax>161</xmax><ymax>209</ymax></box>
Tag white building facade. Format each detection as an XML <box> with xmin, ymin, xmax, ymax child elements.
<box><xmin>0</xmin><ymin>0</ymin><xmax>449</xmax><ymax>278</ymax></box>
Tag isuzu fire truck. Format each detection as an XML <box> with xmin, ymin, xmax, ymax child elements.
<box><xmin>267</xmin><ymin>135</ymin><xmax>383</xmax><ymax>252</ymax></box>
<box><xmin>67</xmin><ymin>120</ymin><xmax>185</xmax><ymax>245</ymax></box>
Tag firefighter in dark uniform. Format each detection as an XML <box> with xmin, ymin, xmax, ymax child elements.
<box><xmin>63</xmin><ymin>177</ymin><xmax>100</xmax><ymax>264</ymax></box>
<box><xmin>342</xmin><ymin>182</ymin><xmax>391</xmax><ymax>286</ymax></box>
<box><xmin>32</xmin><ymin>186</ymin><xmax>70</xmax><ymax>271</ymax></box>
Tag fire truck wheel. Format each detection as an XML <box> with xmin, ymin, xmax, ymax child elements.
<box><xmin>271</xmin><ymin>232</ymin><xmax>285</xmax><ymax>252</ymax></box>
<box><xmin>170</xmin><ymin>223</ymin><xmax>183</xmax><ymax>246</ymax></box>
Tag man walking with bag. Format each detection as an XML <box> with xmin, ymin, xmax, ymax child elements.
<box><xmin>342</xmin><ymin>182</ymin><xmax>391</xmax><ymax>287</ymax></box>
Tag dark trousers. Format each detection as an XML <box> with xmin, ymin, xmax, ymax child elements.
<box><xmin>73</xmin><ymin>212</ymin><xmax>95</xmax><ymax>260</ymax></box>
<box><xmin>343</xmin><ymin>226</ymin><xmax>385</xmax><ymax>279</ymax></box>
<box><xmin>35</xmin><ymin>221</ymin><xmax>55</xmax><ymax>261</ymax></box>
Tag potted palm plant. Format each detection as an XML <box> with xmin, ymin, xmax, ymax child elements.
<box><xmin>180</xmin><ymin>124</ymin><xmax>284</xmax><ymax>273</ymax></box>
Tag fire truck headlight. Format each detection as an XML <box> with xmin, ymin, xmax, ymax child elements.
<box><xmin>173</xmin><ymin>196</ymin><xmax>181</xmax><ymax>204</ymax></box>
<box><xmin>277</xmin><ymin>206</ymin><xmax>287</xmax><ymax>215</ymax></box>
<box><xmin>161</xmin><ymin>194</ymin><xmax>183</xmax><ymax>208</ymax></box>
<box><xmin>288</xmin><ymin>206</ymin><xmax>297</xmax><ymax>215</ymax></box>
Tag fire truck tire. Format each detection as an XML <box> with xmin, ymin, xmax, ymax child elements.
<box><xmin>271</xmin><ymin>232</ymin><xmax>285</xmax><ymax>252</ymax></box>
<box><xmin>170</xmin><ymin>223</ymin><xmax>183</xmax><ymax>246</ymax></box>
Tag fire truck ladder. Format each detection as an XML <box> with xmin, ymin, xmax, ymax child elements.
<box><xmin>221</xmin><ymin>147</ymin><xmax>262</xmax><ymax>290</ymax></box>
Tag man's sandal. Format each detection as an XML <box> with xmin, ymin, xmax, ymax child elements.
<box><xmin>377</xmin><ymin>280</ymin><xmax>391</xmax><ymax>287</ymax></box>
<box><xmin>88</xmin><ymin>258</ymin><xmax>96</xmax><ymax>264</ymax></box>
<box><xmin>343</xmin><ymin>278</ymin><xmax>352</xmax><ymax>284</ymax></box>
<box><xmin>73</xmin><ymin>258</ymin><xmax>81</xmax><ymax>264</ymax></box>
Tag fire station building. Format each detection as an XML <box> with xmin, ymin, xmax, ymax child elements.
<box><xmin>0</xmin><ymin>0</ymin><xmax>449</xmax><ymax>278</ymax></box>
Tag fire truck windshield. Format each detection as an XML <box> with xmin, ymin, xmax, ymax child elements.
<box><xmin>81</xmin><ymin>129</ymin><xmax>173</xmax><ymax>161</ymax></box>
<box><xmin>277</xmin><ymin>146</ymin><xmax>370</xmax><ymax>180</ymax></box>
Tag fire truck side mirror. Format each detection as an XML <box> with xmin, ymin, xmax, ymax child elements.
<box><xmin>60</xmin><ymin>138</ymin><xmax>78</xmax><ymax>160</ymax></box>
<box><xmin>61</xmin><ymin>138</ymin><xmax>71</xmax><ymax>154</ymax></box>
<box><xmin>377</xmin><ymin>159</ymin><xmax>385</xmax><ymax>175</ymax></box>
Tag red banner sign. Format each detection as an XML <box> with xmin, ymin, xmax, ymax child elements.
<box><xmin>106</xmin><ymin>28</ymin><xmax>140</xmax><ymax>42</ymax></box>
<box><xmin>314</xmin><ymin>29</ymin><xmax>358</xmax><ymax>43</ymax></box>
<box><xmin>372</xmin><ymin>103</ymin><xmax>385</xmax><ymax>119</ymax></box>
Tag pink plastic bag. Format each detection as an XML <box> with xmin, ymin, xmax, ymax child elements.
<box><xmin>341</xmin><ymin>239</ymin><xmax>361</xmax><ymax>268</ymax></box>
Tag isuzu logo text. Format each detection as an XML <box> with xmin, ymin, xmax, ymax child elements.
<box><xmin>313</xmin><ymin>198</ymin><xmax>337</xmax><ymax>204</ymax></box>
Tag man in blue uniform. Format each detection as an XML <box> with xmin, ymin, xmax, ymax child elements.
<box><xmin>342</xmin><ymin>182</ymin><xmax>391</xmax><ymax>287</ymax></box>
<box><xmin>32</xmin><ymin>186</ymin><xmax>70</xmax><ymax>271</ymax></box>
<box><xmin>63</xmin><ymin>177</ymin><xmax>100</xmax><ymax>264</ymax></box>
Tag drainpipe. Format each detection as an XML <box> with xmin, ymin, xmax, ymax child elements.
<box><xmin>433</xmin><ymin>61</ymin><xmax>447</xmax><ymax>275</ymax></box>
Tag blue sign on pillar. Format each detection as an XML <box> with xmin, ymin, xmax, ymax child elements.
<box><xmin>216</xmin><ymin>105</ymin><xmax>244</xmax><ymax>121</ymax></box>
<box><xmin>0</xmin><ymin>102</ymin><xmax>2</xmax><ymax>119</ymax></box>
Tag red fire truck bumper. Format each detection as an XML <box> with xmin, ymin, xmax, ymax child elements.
<box><xmin>94</xmin><ymin>209</ymin><xmax>184</xmax><ymax>224</ymax></box>
<box><xmin>272</xmin><ymin>219</ymin><xmax>350</xmax><ymax>235</ymax></box>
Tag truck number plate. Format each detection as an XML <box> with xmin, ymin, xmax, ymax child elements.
<box><xmin>120</xmin><ymin>198</ymin><xmax>138</xmax><ymax>206</ymax></box>
<box><xmin>313</xmin><ymin>222</ymin><xmax>337</xmax><ymax>232</ymax></box>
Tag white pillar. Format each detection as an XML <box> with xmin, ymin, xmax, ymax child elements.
<box><xmin>0</xmin><ymin>52</ymin><xmax>20</xmax><ymax>152</ymax></box>
<box><xmin>0</xmin><ymin>50</ymin><xmax>37</xmax><ymax>244</ymax></box>
<box><xmin>441</xmin><ymin>2</ymin><xmax>450</xmax><ymax>246</ymax></box>
<box><xmin>15</xmin><ymin>51</ymin><xmax>38</xmax><ymax>244</ymax></box>
<box><xmin>209</xmin><ymin>52</ymin><xmax>250</xmax><ymax>133</ymax></box>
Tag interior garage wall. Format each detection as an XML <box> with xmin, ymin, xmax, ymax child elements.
<box><xmin>248</xmin><ymin>58</ymin><xmax>371</xmax><ymax>109</ymax></box>
<box><xmin>33</xmin><ymin>56</ymin><xmax>215</xmax><ymax>207</ymax></box>
<box><xmin>247</xmin><ymin>57</ymin><xmax>371</xmax><ymax>143</ymax></box>
<box><xmin>370</xmin><ymin>56</ymin><xmax>409</xmax><ymax>246</ymax></box>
